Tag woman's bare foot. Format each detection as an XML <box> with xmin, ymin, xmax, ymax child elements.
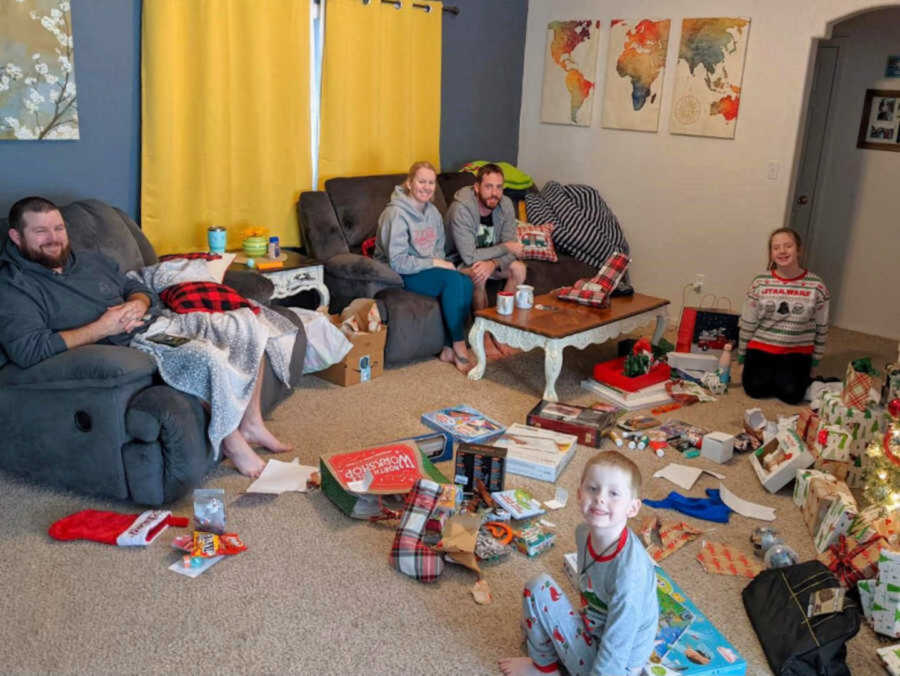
<box><xmin>222</xmin><ymin>431</ymin><xmax>266</xmax><ymax>478</ymax></box>
<box><xmin>239</xmin><ymin>419</ymin><xmax>293</xmax><ymax>453</ymax></box>
<box><xmin>498</xmin><ymin>656</ymin><xmax>555</xmax><ymax>676</ymax></box>
<box><xmin>453</xmin><ymin>347</ymin><xmax>475</xmax><ymax>375</ymax></box>
<box><xmin>439</xmin><ymin>346</ymin><xmax>455</xmax><ymax>363</ymax></box>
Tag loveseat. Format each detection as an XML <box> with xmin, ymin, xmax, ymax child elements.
<box><xmin>0</xmin><ymin>200</ymin><xmax>307</xmax><ymax>505</ymax></box>
<box><xmin>298</xmin><ymin>172</ymin><xmax>597</xmax><ymax>365</ymax></box>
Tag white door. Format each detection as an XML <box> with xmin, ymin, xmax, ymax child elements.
<box><xmin>789</xmin><ymin>45</ymin><xmax>839</xmax><ymax>258</ymax></box>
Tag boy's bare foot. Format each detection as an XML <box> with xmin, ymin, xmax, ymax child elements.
<box><xmin>498</xmin><ymin>656</ymin><xmax>556</xmax><ymax>676</ymax></box>
<box><xmin>222</xmin><ymin>432</ymin><xmax>266</xmax><ymax>478</ymax></box>
<box><xmin>239</xmin><ymin>420</ymin><xmax>293</xmax><ymax>453</ymax></box>
<box><xmin>439</xmin><ymin>346</ymin><xmax>455</xmax><ymax>363</ymax></box>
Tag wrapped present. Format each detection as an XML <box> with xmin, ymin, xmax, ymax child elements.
<box><xmin>793</xmin><ymin>468</ymin><xmax>837</xmax><ymax>507</ymax></box>
<box><xmin>819</xmin><ymin>390</ymin><xmax>887</xmax><ymax>459</ymax></box>
<box><xmin>873</xmin><ymin>586</ymin><xmax>900</xmax><ymax>638</ymax></box>
<box><xmin>817</xmin><ymin>534</ymin><xmax>885</xmax><ymax>587</ymax></box>
<box><xmin>859</xmin><ymin>579</ymin><xmax>876</xmax><ymax>623</ymax></box>
<box><xmin>696</xmin><ymin>540</ymin><xmax>763</xmax><ymax>578</ymax></box>
<box><xmin>846</xmin><ymin>458</ymin><xmax>867</xmax><ymax>488</ymax></box>
<box><xmin>814</xmin><ymin>424</ymin><xmax>852</xmax><ymax>462</ymax></box>
<box><xmin>882</xmin><ymin>549</ymin><xmax>900</xmax><ymax>586</ymax></box>
<box><xmin>849</xmin><ymin>504</ymin><xmax>900</xmax><ymax>545</ymax></box>
<box><xmin>797</xmin><ymin>408</ymin><xmax>820</xmax><ymax>448</ymax></box>
<box><xmin>876</xmin><ymin>643</ymin><xmax>900</xmax><ymax>676</ymax></box>
<box><xmin>843</xmin><ymin>357</ymin><xmax>879</xmax><ymax>410</ymax></box>
<box><xmin>814</xmin><ymin>458</ymin><xmax>850</xmax><ymax>482</ymax></box>
<box><xmin>814</xmin><ymin>493</ymin><xmax>859</xmax><ymax>552</ymax></box>
<box><xmin>804</xmin><ymin>478</ymin><xmax>854</xmax><ymax>537</ymax></box>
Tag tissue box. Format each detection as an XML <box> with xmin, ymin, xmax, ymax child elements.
<box><xmin>701</xmin><ymin>432</ymin><xmax>734</xmax><ymax>464</ymax></box>
<box><xmin>750</xmin><ymin>430</ymin><xmax>815</xmax><ymax>493</ymax></box>
<box><xmin>814</xmin><ymin>494</ymin><xmax>859</xmax><ymax>552</ymax></box>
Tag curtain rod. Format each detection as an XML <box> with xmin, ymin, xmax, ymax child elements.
<box><xmin>313</xmin><ymin>0</ymin><xmax>460</xmax><ymax>16</ymax></box>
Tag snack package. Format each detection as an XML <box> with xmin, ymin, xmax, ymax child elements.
<box><xmin>191</xmin><ymin>531</ymin><xmax>247</xmax><ymax>558</ymax></box>
<box><xmin>193</xmin><ymin>488</ymin><xmax>225</xmax><ymax>534</ymax></box>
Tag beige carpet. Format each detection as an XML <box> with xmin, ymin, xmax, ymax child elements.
<box><xmin>0</xmin><ymin>324</ymin><xmax>897</xmax><ymax>674</ymax></box>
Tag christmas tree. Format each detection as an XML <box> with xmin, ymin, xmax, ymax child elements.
<box><xmin>864</xmin><ymin>398</ymin><xmax>900</xmax><ymax>509</ymax></box>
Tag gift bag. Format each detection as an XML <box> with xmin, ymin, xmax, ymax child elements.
<box><xmin>676</xmin><ymin>305</ymin><xmax>740</xmax><ymax>356</ymax></box>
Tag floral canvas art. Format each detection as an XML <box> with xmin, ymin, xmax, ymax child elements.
<box><xmin>0</xmin><ymin>0</ymin><xmax>79</xmax><ymax>140</ymax></box>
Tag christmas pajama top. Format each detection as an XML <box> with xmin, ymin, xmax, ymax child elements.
<box><xmin>738</xmin><ymin>270</ymin><xmax>830</xmax><ymax>365</ymax></box>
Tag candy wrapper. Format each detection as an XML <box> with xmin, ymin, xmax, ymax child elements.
<box><xmin>191</xmin><ymin>531</ymin><xmax>247</xmax><ymax>558</ymax></box>
<box><xmin>817</xmin><ymin>534</ymin><xmax>884</xmax><ymax>587</ymax></box>
<box><xmin>640</xmin><ymin>516</ymin><xmax>703</xmax><ymax>562</ymax></box>
<box><xmin>814</xmin><ymin>493</ymin><xmax>859</xmax><ymax>553</ymax></box>
<box><xmin>696</xmin><ymin>540</ymin><xmax>762</xmax><ymax>578</ymax></box>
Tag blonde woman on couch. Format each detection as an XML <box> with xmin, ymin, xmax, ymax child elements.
<box><xmin>374</xmin><ymin>161</ymin><xmax>475</xmax><ymax>374</ymax></box>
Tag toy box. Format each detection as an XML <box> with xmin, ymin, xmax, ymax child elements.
<box><xmin>491</xmin><ymin>423</ymin><xmax>578</xmax><ymax>482</ymax></box>
<box><xmin>387</xmin><ymin>430</ymin><xmax>453</xmax><ymax>464</ymax></box>
<box><xmin>526</xmin><ymin>399</ymin><xmax>617</xmax><ymax>447</ymax></box>
<box><xmin>453</xmin><ymin>442</ymin><xmax>507</xmax><ymax>494</ymax></box>
<box><xmin>421</xmin><ymin>405</ymin><xmax>506</xmax><ymax>444</ymax></box>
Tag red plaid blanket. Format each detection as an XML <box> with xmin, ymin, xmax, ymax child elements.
<box><xmin>160</xmin><ymin>281</ymin><xmax>259</xmax><ymax>315</ymax></box>
<box><xmin>557</xmin><ymin>251</ymin><xmax>630</xmax><ymax>307</ymax></box>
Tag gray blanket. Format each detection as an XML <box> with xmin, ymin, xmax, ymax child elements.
<box><xmin>128</xmin><ymin>260</ymin><xmax>297</xmax><ymax>459</ymax></box>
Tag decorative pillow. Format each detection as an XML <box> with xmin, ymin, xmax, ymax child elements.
<box><xmin>516</xmin><ymin>221</ymin><xmax>558</xmax><ymax>262</ymax></box>
<box><xmin>157</xmin><ymin>252</ymin><xmax>236</xmax><ymax>284</ymax></box>
<box><xmin>160</xmin><ymin>281</ymin><xmax>259</xmax><ymax>315</ymax></box>
<box><xmin>557</xmin><ymin>251</ymin><xmax>630</xmax><ymax>308</ymax></box>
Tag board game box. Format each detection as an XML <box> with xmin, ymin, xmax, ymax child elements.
<box><xmin>526</xmin><ymin>399</ymin><xmax>618</xmax><ymax>447</ymax></box>
<box><xmin>421</xmin><ymin>405</ymin><xmax>506</xmax><ymax>444</ymax></box>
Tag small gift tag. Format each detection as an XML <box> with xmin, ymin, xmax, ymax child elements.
<box><xmin>807</xmin><ymin>587</ymin><xmax>846</xmax><ymax>617</ymax></box>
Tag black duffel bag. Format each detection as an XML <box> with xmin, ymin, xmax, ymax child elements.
<box><xmin>742</xmin><ymin>560</ymin><xmax>860</xmax><ymax>675</ymax></box>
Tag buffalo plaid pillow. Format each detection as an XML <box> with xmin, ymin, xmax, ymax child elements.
<box><xmin>160</xmin><ymin>281</ymin><xmax>259</xmax><ymax>315</ymax></box>
<box><xmin>517</xmin><ymin>221</ymin><xmax>558</xmax><ymax>262</ymax></box>
<box><xmin>557</xmin><ymin>251</ymin><xmax>630</xmax><ymax>308</ymax></box>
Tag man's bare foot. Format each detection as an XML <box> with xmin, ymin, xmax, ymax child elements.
<box><xmin>439</xmin><ymin>346</ymin><xmax>455</xmax><ymax>363</ymax></box>
<box><xmin>239</xmin><ymin>419</ymin><xmax>293</xmax><ymax>453</ymax></box>
<box><xmin>453</xmin><ymin>347</ymin><xmax>475</xmax><ymax>375</ymax></box>
<box><xmin>484</xmin><ymin>334</ymin><xmax>505</xmax><ymax>360</ymax></box>
<box><xmin>222</xmin><ymin>431</ymin><xmax>266</xmax><ymax>478</ymax></box>
<box><xmin>498</xmin><ymin>656</ymin><xmax>556</xmax><ymax>676</ymax></box>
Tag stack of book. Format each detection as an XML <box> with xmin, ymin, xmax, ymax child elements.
<box><xmin>582</xmin><ymin>356</ymin><xmax>672</xmax><ymax>410</ymax></box>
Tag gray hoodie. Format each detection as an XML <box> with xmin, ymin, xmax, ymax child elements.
<box><xmin>446</xmin><ymin>185</ymin><xmax>517</xmax><ymax>268</ymax></box>
<box><xmin>374</xmin><ymin>185</ymin><xmax>446</xmax><ymax>275</ymax></box>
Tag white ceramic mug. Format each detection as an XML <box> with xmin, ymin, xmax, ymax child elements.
<box><xmin>515</xmin><ymin>284</ymin><xmax>534</xmax><ymax>309</ymax></box>
<box><xmin>497</xmin><ymin>291</ymin><xmax>514</xmax><ymax>315</ymax></box>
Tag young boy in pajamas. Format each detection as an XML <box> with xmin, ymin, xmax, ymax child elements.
<box><xmin>499</xmin><ymin>451</ymin><xmax>659</xmax><ymax>676</ymax></box>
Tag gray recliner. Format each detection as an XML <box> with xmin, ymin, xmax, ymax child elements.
<box><xmin>0</xmin><ymin>199</ymin><xmax>307</xmax><ymax>506</ymax></box>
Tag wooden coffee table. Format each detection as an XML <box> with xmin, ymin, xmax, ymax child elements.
<box><xmin>468</xmin><ymin>292</ymin><xmax>670</xmax><ymax>401</ymax></box>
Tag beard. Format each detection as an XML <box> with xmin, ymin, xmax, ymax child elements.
<box><xmin>20</xmin><ymin>241</ymin><xmax>71</xmax><ymax>269</ymax></box>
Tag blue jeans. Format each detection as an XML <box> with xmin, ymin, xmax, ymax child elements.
<box><xmin>401</xmin><ymin>268</ymin><xmax>472</xmax><ymax>345</ymax></box>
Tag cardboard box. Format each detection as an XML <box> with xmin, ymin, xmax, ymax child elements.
<box><xmin>316</xmin><ymin>319</ymin><xmax>386</xmax><ymax>386</ymax></box>
<box><xmin>526</xmin><ymin>399</ymin><xmax>616</xmax><ymax>447</ymax></box>
<box><xmin>749</xmin><ymin>430</ymin><xmax>815</xmax><ymax>493</ymax></box>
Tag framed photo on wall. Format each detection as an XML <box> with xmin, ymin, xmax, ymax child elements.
<box><xmin>857</xmin><ymin>89</ymin><xmax>900</xmax><ymax>152</ymax></box>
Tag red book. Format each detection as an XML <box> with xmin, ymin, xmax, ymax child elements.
<box><xmin>592</xmin><ymin>356</ymin><xmax>671</xmax><ymax>393</ymax></box>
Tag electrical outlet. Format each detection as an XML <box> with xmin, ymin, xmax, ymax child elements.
<box><xmin>692</xmin><ymin>274</ymin><xmax>705</xmax><ymax>292</ymax></box>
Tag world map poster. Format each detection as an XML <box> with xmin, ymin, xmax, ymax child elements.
<box><xmin>602</xmin><ymin>19</ymin><xmax>671</xmax><ymax>132</ymax></box>
<box><xmin>670</xmin><ymin>17</ymin><xmax>750</xmax><ymax>139</ymax></box>
<box><xmin>541</xmin><ymin>19</ymin><xmax>601</xmax><ymax>127</ymax></box>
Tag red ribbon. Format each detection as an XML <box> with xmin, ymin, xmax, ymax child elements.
<box><xmin>825</xmin><ymin>534</ymin><xmax>884</xmax><ymax>586</ymax></box>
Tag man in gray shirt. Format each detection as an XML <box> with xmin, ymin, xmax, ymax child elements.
<box><xmin>446</xmin><ymin>164</ymin><xmax>527</xmax><ymax>357</ymax></box>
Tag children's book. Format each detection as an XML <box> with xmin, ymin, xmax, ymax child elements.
<box><xmin>563</xmin><ymin>555</ymin><xmax>746</xmax><ymax>675</ymax></box>
<box><xmin>421</xmin><ymin>405</ymin><xmax>506</xmax><ymax>444</ymax></box>
<box><xmin>491</xmin><ymin>488</ymin><xmax>545</xmax><ymax>520</ymax></box>
<box><xmin>491</xmin><ymin>423</ymin><xmax>578</xmax><ymax>482</ymax></box>
<box><xmin>581</xmin><ymin>378</ymin><xmax>672</xmax><ymax>410</ymax></box>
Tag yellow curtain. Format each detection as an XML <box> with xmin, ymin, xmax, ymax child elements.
<box><xmin>318</xmin><ymin>0</ymin><xmax>441</xmax><ymax>186</ymax></box>
<box><xmin>142</xmin><ymin>0</ymin><xmax>311</xmax><ymax>254</ymax></box>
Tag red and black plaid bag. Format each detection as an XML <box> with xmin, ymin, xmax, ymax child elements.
<box><xmin>160</xmin><ymin>281</ymin><xmax>259</xmax><ymax>315</ymax></box>
<box><xmin>557</xmin><ymin>251</ymin><xmax>630</xmax><ymax>307</ymax></box>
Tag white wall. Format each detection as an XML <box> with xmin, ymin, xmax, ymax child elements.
<box><xmin>518</xmin><ymin>0</ymin><xmax>899</xmax><ymax>339</ymax></box>
<box><xmin>808</xmin><ymin>7</ymin><xmax>900</xmax><ymax>339</ymax></box>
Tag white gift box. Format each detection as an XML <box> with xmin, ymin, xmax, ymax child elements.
<box><xmin>701</xmin><ymin>431</ymin><xmax>734</xmax><ymax>464</ymax></box>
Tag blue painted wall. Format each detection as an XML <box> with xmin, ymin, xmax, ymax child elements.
<box><xmin>0</xmin><ymin>0</ymin><xmax>526</xmax><ymax>221</ymax></box>
<box><xmin>0</xmin><ymin>0</ymin><xmax>142</xmax><ymax>219</ymax></box>
<box><xmin>440</xmin><ymin>0</ymin><xmax>528</xmax><ymax>171</ymax></box>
